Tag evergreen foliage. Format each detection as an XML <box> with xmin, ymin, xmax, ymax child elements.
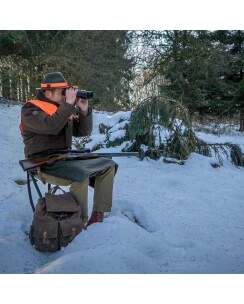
<box><xmin>130</xmin><ymin>30</ymin><xmax>244</xmax><ymax>130</ymax></box>
<box><xmin>0</xmin><ymin>30</ymin><xmax>134</xmax><ymax>110</ymax></box>
<box><xmin>125</xmin><ymin>95</ymin><xmax>243</xmax><ymax>164</ymax></box>
<box><xmin>126</xmin><ymin>96</ymin><xmax>198</xmax><ymax>159</ymax></box>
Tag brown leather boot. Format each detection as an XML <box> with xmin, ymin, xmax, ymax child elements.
<box><xmin>87</xmin><ymin>211</ymin><xmax>104</xmax><ymax>226</ymax></box>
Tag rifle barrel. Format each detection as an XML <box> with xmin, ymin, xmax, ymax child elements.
<box><xmin>90</xmin><ymin>152</ymin><xmax>139</xmax><ymax>157</ymax></box>
<box><xmin>19</xmin><ymin>151</ymin><xmax>140</xmax><ymax>172</ymax></box>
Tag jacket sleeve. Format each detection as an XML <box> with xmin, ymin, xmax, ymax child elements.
<box><xmin>72</xmin><ymin>106</ymin><xmax>93</xmax><ymax>137</ymax></box>
<box><xmin>21</xmin><ymin>102</ymin><xmax>76</xmax><ymax>135</ymax></box>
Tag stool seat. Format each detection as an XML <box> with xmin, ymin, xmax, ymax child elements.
<box><xmin>26</xmin><ymin>171</ymin><xmax>65</xmax><ymax>212</ymax></box>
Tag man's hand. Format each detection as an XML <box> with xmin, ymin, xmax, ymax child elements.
<box><xmin>76</xmin><ymin>97</ymin><xmax>89</xmax><ymax>114</ymax></box>
<box><xmin>68</xmin><ymin>114</ymin><xmax>78</xmax><ymax>121</ymax></box>
<box><xmin>65</xmin><ymin>87</ymin><xmax>78</xmax><ymax>105</ymax></box>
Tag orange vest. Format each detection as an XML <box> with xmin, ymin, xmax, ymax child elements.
<box><xmin>19</xmin><ymin>99</ymin><xmax>58</xmax><ymax>135</ymax></box>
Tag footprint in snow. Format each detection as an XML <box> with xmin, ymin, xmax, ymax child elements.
<box><xmin>115</xmin><ymin>200</ymin><xmax>159</xmax><ymax>233</ymax></box>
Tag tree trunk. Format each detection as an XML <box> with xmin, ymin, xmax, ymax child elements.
<box><xmin>239</xmin><ymin>105</ymin><xmax>244</xmax><ymax>131</ymax></box>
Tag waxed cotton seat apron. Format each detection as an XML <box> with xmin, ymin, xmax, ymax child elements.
<box><xmin>41</xmin><ymin>157</ymin><xmax>118</xmax><ymax>183</ymax></box>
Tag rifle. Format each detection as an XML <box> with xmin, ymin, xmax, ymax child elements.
<box><xmin>19</xmin><ymin>149</ymin><xmax>140</xmax><ymax>172</ymax></box>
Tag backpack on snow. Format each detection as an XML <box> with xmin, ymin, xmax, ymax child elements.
<box><xmin>29</xmin><ymin>191</ymin><xmax>83</xmax><ymax>252</ymax></box>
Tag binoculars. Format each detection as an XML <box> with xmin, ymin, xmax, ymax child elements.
<box><xmin>62</xmin><ymin>88</ymin><xmax>94</xmax><ymax>99</ymax></box>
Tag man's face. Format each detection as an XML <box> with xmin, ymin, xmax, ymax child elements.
<box><xmin>44</xmin><ymin>88</ymin><xmax>64</xmax><ymax>103</ymax></box>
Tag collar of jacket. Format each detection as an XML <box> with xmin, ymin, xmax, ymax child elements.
<box><xmin>35</xmin><ymin>89</ymin><xmax>61</xmax><ymax>107</ymax></box>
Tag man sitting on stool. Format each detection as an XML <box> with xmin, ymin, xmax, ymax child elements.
<box><xmin>20</xmin><ymin>72</ymin><xmax>118</xmax><ymax>226</ymax></box>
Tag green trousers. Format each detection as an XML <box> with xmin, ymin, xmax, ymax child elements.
<box><xmin>37</xmin><ymin>166</ymin><xmax>116</xmax><ymax>222</ymax></box>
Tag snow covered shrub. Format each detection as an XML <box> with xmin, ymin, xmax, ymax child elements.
<box><xmin>73</xmin><ymin>110</ymin><xmax>131</xmax><ymax>151</ymax></box>
<box><xmin>125</xmin><ymin>96</ymin><xmax>198</xmax><ymax>160</ymax></box>
<box><xmin>73</xmin><ymin>136</ymin><xmax>90</xmax><ymax>149</ymax></box>
<box><xmin>71</xmin><ymin>100</ymin><xmax>243</xmax><ymax>165</ymax></box>
<box><xmin>106</xmin><ymin>122</ymin><xmax>129</xmax><ymax>147</ymax></box>
<box><xmin>99</xmin><ymin>123</ymin><xmax>110</xmax><ymax>134</ymax></box>
<box><xmin>195</xmin><ymin>141</ymin><xmax>243</xmax><ymax>166</ymax></box>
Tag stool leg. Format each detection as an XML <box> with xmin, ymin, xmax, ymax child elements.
<box><xmin>30</xmin><ymin>174</ymin><xmax>43</xmax><ymax>199</ymax></box>
<box><xmin>27</xmin><ymin>172</ymin><xmax>35</xmax><ymax>212</ymax></box>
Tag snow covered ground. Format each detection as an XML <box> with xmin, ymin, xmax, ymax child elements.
<box><xmin>0</xmin><ymin>103</ymin><xmax>244</xmax><ymax>273</ymax></box>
